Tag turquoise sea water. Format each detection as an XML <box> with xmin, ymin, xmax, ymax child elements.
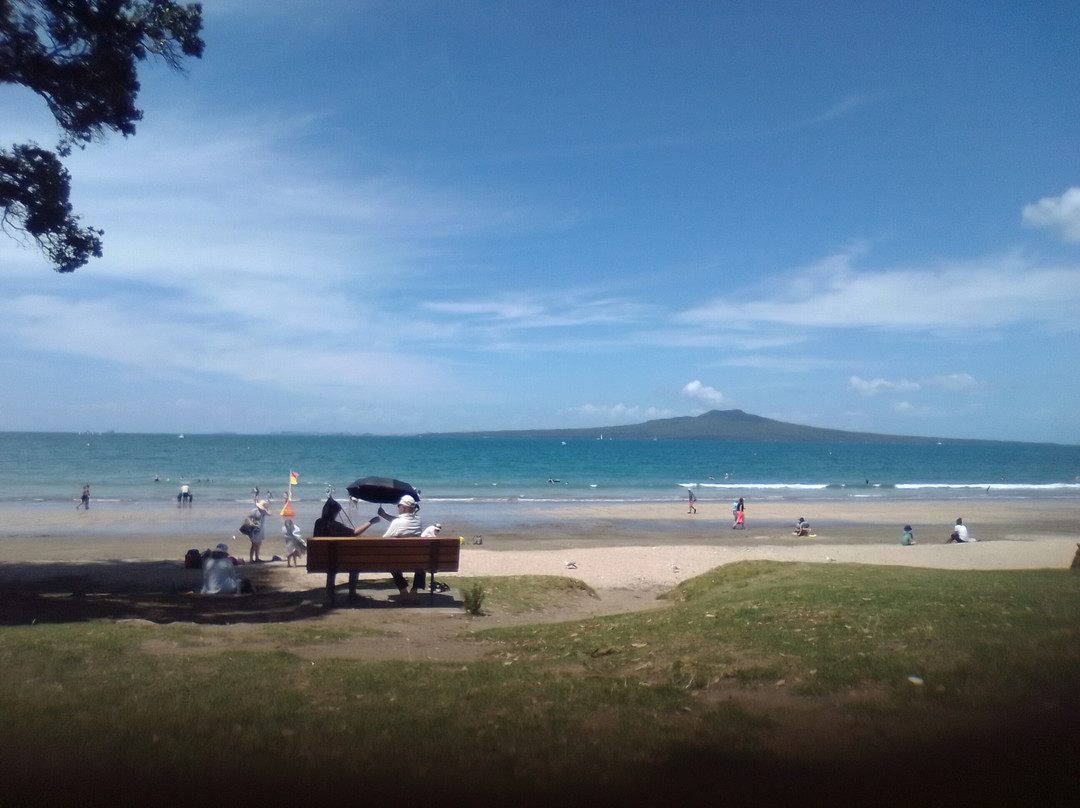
<box><xmin>3</xmin><ymin>432</ymin><xmax>1080</xmax><ymax>512</ymax></box>
<box><xmin>3</xmin><ymin>431</ymin><xmax>1080</xmax><ymax>541</ymax></box>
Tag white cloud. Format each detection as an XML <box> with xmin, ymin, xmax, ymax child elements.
<box><xmin>848</xmin><ymin>376</ymin><xmax>920</xmax><ymax>396</ymax></box>
<box><xmin>1022</xmin><ymin>187</ymin><xmax>1080</xmax><ymax>242</ymax></box>
<box><xmin>682</xmin><ymin>380</ymin><xmax>729</xmax><ymax>406</ymax></box>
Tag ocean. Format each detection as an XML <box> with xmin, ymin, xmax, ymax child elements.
<box><xmin>2</xmin><ymin>432</ymin><xmax>1079</xmax><ymax>526</ymax></box>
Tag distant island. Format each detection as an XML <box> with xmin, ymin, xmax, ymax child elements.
<box><xmin>429</xmin><ymin>409</ymin><xmax>1022</xmax><ymax>444</ymax></box>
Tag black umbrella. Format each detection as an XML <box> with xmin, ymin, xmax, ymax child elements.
<box><xmin>346</xmin><ymin>476</ymin><xmax>420</xmax><ymax>504</ymax></box>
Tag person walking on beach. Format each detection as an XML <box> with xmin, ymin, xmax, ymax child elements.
<box><xmin>687</xmin><ymin>489</ymin><xmax>697</xmax><ymax>514</ymax></box>
<box><xmin>177</xmin><ymin>483</ymin><xmax>192</xmax><ymax>507</ymax></box>
<box><xmin>248</xmin><ymin>500</ymin><xmax>269</xmax><ymax>561</ymax></box>
<box><xmin>77</xmin><ymin>484</ymin><xmax>90</xmax><ymax>510</ymax></box>
<box><xmin>732</xmin><ymin>497</ymin><xmax>745</xmax><ymax>529</ymax></box>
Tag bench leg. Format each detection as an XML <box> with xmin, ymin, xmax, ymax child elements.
<box><xmin>349</xmin><ymin>572</ymin><xmax>358</xmax><ymax>600</ymax></box>
<box><xmin>325</xmin><ymin>571</ymin><xmax>336</xmax><ymax>607</ymax></box>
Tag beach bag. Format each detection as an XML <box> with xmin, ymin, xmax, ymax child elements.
<box><xmin>239</xmin><ymin>515</ymin><xmax>258</xmax><ymax>536</ymax></box>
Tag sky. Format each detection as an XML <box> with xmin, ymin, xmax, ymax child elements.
<box><xmin>2</xmin><ymin>0</ymin><xmax>1080</xmax><ymax>443</ymax></box>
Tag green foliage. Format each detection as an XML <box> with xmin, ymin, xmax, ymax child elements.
<box><xmin>0</xmin><ymin>144</ymin><xmax>102</xmax><ymax>270</ymax></box>
<box><xmin>0</xmin><ymin>0</ymin><xmax>204</xmax><ymax>272</ymax></box>
<box><xmin>461</xmin><ymin>581</ymin><xmax>486</xmax><ymax>614</ymax></box>
<box><xmin>453</xmin><ymin>574</ymin><xmax>596</xmax><ymax>614</ymax></box>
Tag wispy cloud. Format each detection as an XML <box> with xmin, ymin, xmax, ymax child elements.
<box><xmin>788</xmin><ymin>94</ymin><xmax>878</xmax><ymax>130</ymax></box>
<box><xmin>849</xmin><ymin>373</ymin><xmax>982</xmax><ymax>397</ymax></box>
<box><xmin>848</xmin><ymin>376</ymin><xmax>921</xmax><ymax>396</ymax></box>
<box><xmin>567</xmin><ymin>403</ymin><xmax>675</xmax><ymax>424</ymax></box>
<box><xmin>679</xmin><ymin>247</ymin><xmax>1080</xmax><ymax>336</ymax></box>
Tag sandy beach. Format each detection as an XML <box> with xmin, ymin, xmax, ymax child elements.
<box><xmin>1</xmin><ymin>498</ymin><xmax>1077</xmax><ymax>597</ymax></box>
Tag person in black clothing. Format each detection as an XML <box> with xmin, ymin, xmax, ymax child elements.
<box><xmin>312</xmin><ymin>496</ymin><xmax>381</xmax><ymax>599</ymax></box>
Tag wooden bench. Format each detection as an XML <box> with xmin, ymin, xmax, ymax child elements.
<box><xmin>306</xmin><ymin>536</ymin><xmax>460</xmax><ymax>606</ymax></box>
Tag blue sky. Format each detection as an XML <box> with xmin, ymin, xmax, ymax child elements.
<box><xmin>3</xmin><ymin>0</ymin><xmax>1080</xmax><ymax>442</ymax></box>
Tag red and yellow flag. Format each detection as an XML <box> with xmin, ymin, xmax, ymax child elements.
<box><xmin>289</xmin><ymin>470</ymin><xmax>299</xmax><ymax>486</ymax></box>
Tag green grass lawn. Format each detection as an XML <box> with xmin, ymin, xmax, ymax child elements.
<box><xmin>2</xmin><ymin>561</ymin><xmax>1078</xmax><ymax>806</ymax></box>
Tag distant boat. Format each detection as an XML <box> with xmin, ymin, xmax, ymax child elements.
<box><xmin>178</xmin><ymin>434</ymin><xmax>185</xmax><ymax>439</ymax></box>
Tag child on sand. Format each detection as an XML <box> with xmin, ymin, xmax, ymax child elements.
<box><xmin>902</xmin><ymin>525</ymin><xmax>915</xmax><ymax>545</ymax></box>
<box><xmin>282</xmin><ymin>519</ymin><xmax>306</xmax><ymax>567</ymax></box>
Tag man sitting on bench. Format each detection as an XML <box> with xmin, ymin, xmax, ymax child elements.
<box><xmin>373</xmin><ymin>494</ymin><xmax>426</xmax><ymax>600</ymax></box>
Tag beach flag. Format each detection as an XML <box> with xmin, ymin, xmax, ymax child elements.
<box><xmin>289</xmin><ymin>470</ymin><xmax>299</xmax><ymax>485</ymax></box>
<box><xmin>280</xmin><ymin>500</ymin><xmax>295</xmax><ymax>518</ymax></box>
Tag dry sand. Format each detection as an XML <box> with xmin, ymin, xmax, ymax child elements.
<box><xmin>1</xmin><ymin>498</ymin><xmax>1077</xmax><ymax>597</ymax></box>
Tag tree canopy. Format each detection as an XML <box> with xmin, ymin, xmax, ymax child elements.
<box><xmin>1</xmin><ymin>0</ymin><xmax>204</xmax><ymax>272</ymax></box>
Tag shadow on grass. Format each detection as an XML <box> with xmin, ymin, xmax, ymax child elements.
<box><xmin>0</xmin><ymin>560</ymin><xmax>460</xmax><ymax>626</ymax></box>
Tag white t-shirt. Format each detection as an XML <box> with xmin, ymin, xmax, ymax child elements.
<box><xmin>384</xmin><ymin>512</ymin><xmax>421</xmax><ymax>537</ymax></box>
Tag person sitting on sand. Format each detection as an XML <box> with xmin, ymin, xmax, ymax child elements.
<box><xmin>902</xmin><ymin>525</ymin><xmax>916</xmax><ymax>546</ymax></box>
<box><xmin>201</xmin><ymin>543</ymin><xmax>241</xmax><ymax>595</ymax></box>
<box><xmin>793</xmin><ymin>517</ymin><xmax>811</xmax><ymax>537</ymax></box>
<box><xmin>946</xmin><ymin>517</ymin><xmax>976</xmax><ymax>543</ymax></box>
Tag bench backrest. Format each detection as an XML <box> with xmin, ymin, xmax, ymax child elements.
<box><xmin>307</xmin><ymin>536</ymin><xmax>460</xmax><ymax>574</ymax></box>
